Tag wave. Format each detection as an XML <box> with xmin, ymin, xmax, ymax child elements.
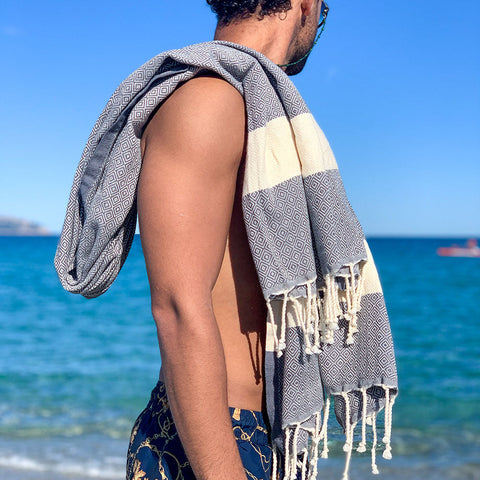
<box><xmin>0</xmin><ymin>454</ymin><xmax>124</xmax><ymax>479</ymax></box>
<box><xmin>0</xmin><ymin>435</ymin><xmax>126</xmax><ymax>479</ymax></box>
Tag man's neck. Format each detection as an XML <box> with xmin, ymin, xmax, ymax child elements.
<box><xmin>213</xmin><ymin>15</ymin><xmax>299</xmax><ymax>67</ymax></box>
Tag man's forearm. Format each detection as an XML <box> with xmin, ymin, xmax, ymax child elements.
<box><xmin>154</xmin><ymin>303</ymin><xmax>247</xmax><ymax>480</ymax></box>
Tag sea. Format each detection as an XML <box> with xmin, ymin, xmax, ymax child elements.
<box><xmin>0</xmin><ymin>236</ymin><xmax>479</xmax><ymax>480</ymax></box>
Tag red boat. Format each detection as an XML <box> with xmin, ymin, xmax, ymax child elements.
<box><xmin>437</xmin><ymin>239</ymin><xmax>480</xmax><ymax>258</ymax></box>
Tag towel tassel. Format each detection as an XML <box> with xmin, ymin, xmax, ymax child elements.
<box><xmin>266</xmin><ymin>299</ymin><xmax>279</xmax><ymax>352</ymax></box>
<box><xmin>371</xmin><ymin>411</ymin><xmax>379</xmax><ymax>474</ymax></box>
<box><xmin>306</xmin><ymin>281</ymin><xmax>321</xmax><ymax>354</ymax></box>
<box><xmin>301</xmin><ymin>448</ymin><xmax>308</xmax><ymax>480</ymax></box>
<box><xmin>278</xmin><ymin>292</ymin><xmax>289</xmax><ymax>354</ymax></box>
<box><xmin>320</xmin><ymin>395</ymin><xmax>330</xmax><ymax>459</ymax></box>
<box><xmin>382</xmin><ymin>386</ymin><xmax>394</xmax><ymax>460</ymax></box>
<box><xmin>345</xmin><ymin>266</ymin><xmax>356</xmax><ymax>344</ymax></box>
<box><xmin>290</xmin><ymin>424</ymin><xmax>301</xmax><ymax>480</ymax></box>
<box><xmin>356</xmin><ymin>387</ymin><xmax>368</xmax><ymax>453</ymax></box>
<box><xmin>284</xmin><ymin>426</ymin><xmax>291</xmax><ymax>480</ymax></box>
<box><xmin>272</xmin><ymin>443</ymin><xmax>278</xmax><ymax>480</ymax></box>
<box><xmin>307</xmin><ymin>412</ymin><xmax>321</xmax><ymax>480</ymax></box>
<box><xmin>312</xmin><ymin>292</ymin><xmax>321</xmax><ymax>350</ymax></box>
<box><xmin>291</xmin><ymin>297</ymin><xmax>314</xmax><ymax>355</ymax></box>
<box><xmin>341</xmin><ymin>392</ymin><xmax>354</xmax><ymax>480</ymax></box>
<box><xmin>306</xmin><ymin>281</ymin><xmax>313</xmax><ymax>334</ymax></box>
<box><xmin>320</xmin><ymin>275</ymin><xmax>341</xmax><ymax>344</ymax></box>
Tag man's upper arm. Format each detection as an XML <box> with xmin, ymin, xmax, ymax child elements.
<box><xmin>137</xmin><ymin>75</ymin><xmax>246</xmax><ymax>316</ymax></box>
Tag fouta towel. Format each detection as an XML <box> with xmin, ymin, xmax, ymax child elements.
<box><xmin>54</xmin><ymin>41</ymin><xmax>398</xmax><ymax>480</ymax></box>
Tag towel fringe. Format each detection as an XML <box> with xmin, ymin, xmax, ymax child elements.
<box><xmin>270</xmin><ymin>262</ymin><xmax>365</xmax><ymax>358</ymax></box>
<box><xmin>282</xmin><ymin>404</ymin><xmax>327</xmax><ymax>480</ymax></box>
<box><xmin>279</xmin><ymin>386</ymin><xmax>395</xmax><ymax>480</ymax></box>
<box><xmin>268</xmin><ymin>265</ymin><xmax>396</xmax><ymax>480</ymax></box>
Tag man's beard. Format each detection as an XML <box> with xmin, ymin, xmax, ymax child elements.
<box><xmin>285</xmin><ymin>21</ymin><xmax>319</xmax><ymax>76</ymax></box>
<box><xmin>285</xmin><ymin>54</ymin><xmax>310</xmax><ymax>76</ymax></box>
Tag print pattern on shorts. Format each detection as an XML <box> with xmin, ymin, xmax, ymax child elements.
<box><xmin>126</xmin><ymin>382</ymin><xmax>273</xmax><ymax>480</ymax></box>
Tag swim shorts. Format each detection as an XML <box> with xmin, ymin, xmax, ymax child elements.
<box><xmin>126</xmin><ymin>381</ymin><xmax>273</xmax><ymax>480</ymax></box>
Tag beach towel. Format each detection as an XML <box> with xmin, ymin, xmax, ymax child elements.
<box><xmin>54</xmin><ymin>41</ymin><xmax>398</xmax><ymax>480</ymax></box>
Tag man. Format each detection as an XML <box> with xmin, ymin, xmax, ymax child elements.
<box><xmin>126</xmin><ymin>1</ymin><xmax>327</xmax><ymax>479</ymax></box>
<box><xmin>55</xmin><ymin>0</ymin><xmax>398</xmax><ymax>478</ymax></box>
<box><xmin>127</xmin><ymin>2</ymin><xmax>327</xmax><ymax>479</ymax></box>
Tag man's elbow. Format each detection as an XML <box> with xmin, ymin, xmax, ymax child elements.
<box><xmin>150</xmin><ymin>292</ymin><xmax>215</xmax><ymax>340</ymax></box>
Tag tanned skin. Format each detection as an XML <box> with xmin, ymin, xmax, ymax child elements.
<box><xmin>137</xmin><ymin>1</ymin><xmax>322</xmax><ymax>479</ymax></box>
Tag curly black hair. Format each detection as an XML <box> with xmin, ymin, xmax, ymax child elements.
<box><xmin>206</xmin><ymin>0</ymin><xmax>292</xmax><ymax>25</ymax></box>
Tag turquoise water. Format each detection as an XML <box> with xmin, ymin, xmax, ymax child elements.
<box><xmin>0</xmin><ymin>236</ymin><xmax>479</xmax><ymax>479</ymax></box>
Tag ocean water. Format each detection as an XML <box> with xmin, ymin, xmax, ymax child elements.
<box><xmin>0</xmin><ymin>236</ymin><xmax>479</xmax><ymax>480</ymax></box>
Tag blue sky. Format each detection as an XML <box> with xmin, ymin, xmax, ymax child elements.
<box><xmin>1</xmin><ymin>0</ymin><xmax>479</xmax><ymax>236</ymax></box>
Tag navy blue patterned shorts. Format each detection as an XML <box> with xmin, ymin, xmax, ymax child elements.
<box><xmin>126</xmin><ymin>381</ymin><xmax>273</xmax><ymax>480</ymax></box>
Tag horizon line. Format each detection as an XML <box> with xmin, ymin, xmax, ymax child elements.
<box><xmin>1</xmin><ymin>233</ymin><xmax>479</xmax><ymax>239</ymax></box>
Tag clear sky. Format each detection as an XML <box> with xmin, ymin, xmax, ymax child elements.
<box><xmin>1</xmin><ymin>0</ymin><xmax>479</xmax><ymax>237</ymax></box>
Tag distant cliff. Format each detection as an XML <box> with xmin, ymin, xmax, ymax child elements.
<box><xmin>0</xmin><ymin>216</ymin><xmax>51</xmax><ymax>236</ymax></box>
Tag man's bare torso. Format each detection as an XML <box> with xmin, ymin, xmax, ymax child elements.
<box><xmin>210</xmin><ymin>165</ymin><xmax>267</xmax><ymax>412</ymax></box>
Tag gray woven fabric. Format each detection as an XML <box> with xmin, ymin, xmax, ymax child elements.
<box><xmin>54</xmin><ymin>41</ymin><xmax>398</xmax><ymax>479</ymax></box>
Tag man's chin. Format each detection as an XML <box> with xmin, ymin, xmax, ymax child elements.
<box><xmin>285</xmin><ymin>57</ymin><xmax>308</xmax><ymax>76</ymax></box>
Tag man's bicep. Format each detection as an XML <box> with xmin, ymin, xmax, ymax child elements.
<box><xmin>137</xmin><ymin>76</ymin><xmax>245</xmax><ymax>312</ymax></box>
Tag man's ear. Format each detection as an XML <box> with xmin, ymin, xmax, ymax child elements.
<box><xmin>300</xmin><ymin>0</ymin><xmax>317</xmax><ymax>17</ymax></box>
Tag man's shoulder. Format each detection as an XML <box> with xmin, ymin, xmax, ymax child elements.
<box><xmin>141</xmin><ymin>71</ymin><xmax>246</xmax><ymax>165</ymax></box>
<box><xmin>173</xmin><ymin>71</ymin><xmax>245</xmax><ymax>112</ymax></box>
